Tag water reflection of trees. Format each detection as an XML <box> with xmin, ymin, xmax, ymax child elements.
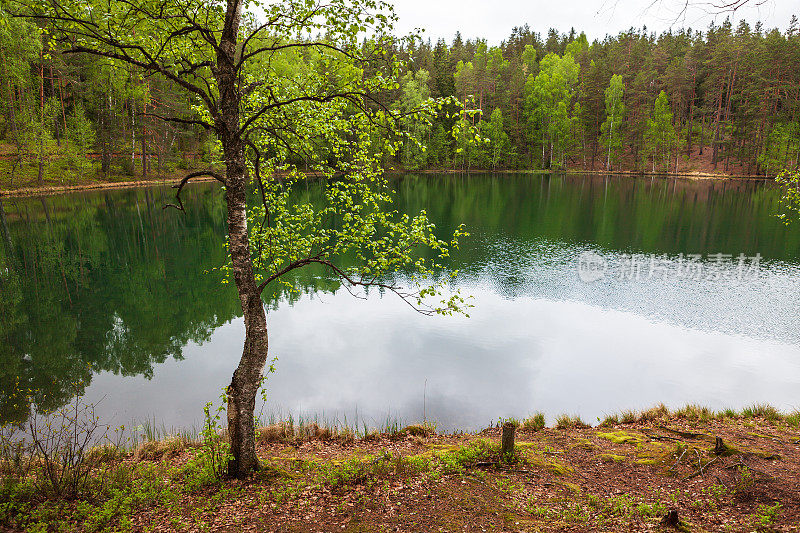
<box><xmin>2</xmin><ymin>175</ymin><xmax>797</xmax><ymax>425</ymax></box>
<box><xmin>0</xmin><ymin>182</ymin><xmax>393</xmax><ymax>426</ymax></box>
<box><xmin>0</xmin><ymin>185</ymin><xmax>240</xmax><ymax>425</ymax></box>
<box><xmin>396</xmin><ymin>173</ymin><xmax>800</xmax><ymax>259</ymax></box>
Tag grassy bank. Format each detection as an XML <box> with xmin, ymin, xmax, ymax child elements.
<box><xmin>2</xmin><ymin>403</ymin><xmax>799</xmax><ymax>532</ymax></box>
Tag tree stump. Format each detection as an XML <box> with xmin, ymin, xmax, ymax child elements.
<box><xmin>714</xmin><ymin>436</ymin><xmax>727</xmax><ymax>455</ymax></box>
<box><xmin>660</xmin><ymin>509</ymin><xmax>680</xmax><ymax>527</ymax></box>
<box><xmin>501</xmin><ymin>422</ymin><xmax>516</xmax><ymax>461</ymax></box>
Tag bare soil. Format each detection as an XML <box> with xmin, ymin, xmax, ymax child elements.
<box><xmin>127</xmin><ymin>416</ymin><xmax>800</xmax><ymax>532</ymax></box>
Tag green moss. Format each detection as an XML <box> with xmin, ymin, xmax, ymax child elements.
<box><xmin>597</xmin><ymin>431</ymin><xmax>643</xmax><ymax>444</ymax></box>
<box><xmin>634</xmin><ymin>441</ymin><xmax>681</xmax><ymax>467</ymax></box>
<box><xmin>526</xmin><ymin>454</ymin><xmax>574</xmax><ymax>476</ymax></box>
<box><xmin>569</xmin><ymin>438</ymin><xmax>596</xmax><ymax>451</ymax></box>
<box><xmin>599</xmin><ymin>454</ymin><xmax>626</xmax><ymax>463</ymax></box>
<box><xmin>746</xmin><ymin>432</ymin><xmax>777</xmax><ymax>440</ymax></box>
<box><xmin>560</xmin><ymin>481</ymin><xmax>582</xmax><ymax>493</ymax></box>
<box><xmin>742</xmin><ymin>448</ymin><xmax>781</xmax><ymax>460</ymax></box>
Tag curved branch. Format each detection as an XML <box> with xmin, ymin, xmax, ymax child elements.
<box><xmin>142</xmin><ymin>112</ymin><xmax>216</xmax><ymax>132</ymax></box>
<box><xmin>164</xmin><ymin>170</ymin><xmax>226</xmax><ymax>212</ymax></box>
<box><xmin>256</xmin><ymin>257</ymin><xmax>436</xmax><ymax>315</ymax></box>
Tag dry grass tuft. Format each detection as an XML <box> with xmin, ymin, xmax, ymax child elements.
<box><xmin>555</xmin><ymin>414</ymin><xmax>591</xmax><ymax>430</ymax></box>
<box><xmin>674</xmin><ymin>404</ymin><xmax>713</xmax><ymax>421</ymax></box>
<box><xmin>134</xmin><ymin>436</ymin><xmax>193</xmax><ymax>460</ymax></box>
<box><xmin>257</xmin><ymin>424</ymin><xmax>290</xmax><ymax>443</ymax></box>
<box><xmin>521</xmin><ymin>413</ymin><xmax>546</xmax><ymax>431</ymax></box>
<box><xmin>85</xmin><ymin>445</ymin><xmax>125</xmax><ymax>466</ymax></box>
<box><xmin>639</xmin><ymin>403</ymin><xmax>670</xmax><ymax>422</ymax></box>
<box><xmin>403</xmin><ymin>424</ymin><xmax>435</xmax><ymax>437</ymax></box>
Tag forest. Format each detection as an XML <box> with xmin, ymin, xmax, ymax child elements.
<box><xmin>0</xmin><ymin>8</ymin><xmax>799</xmax><ymax>186</ymax></box>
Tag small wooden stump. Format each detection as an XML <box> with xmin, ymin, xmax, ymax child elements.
<box><xmin>660</xmin><ymin>509</ymin><xmax>680</xmax><ymax>527</ymax></box>
<box><xmin>714</xmin><ymin>436</ymin><xmax>728</xmax><ymax>455</ymax></box>
<box><xmin>501</xmin><ymin>422</ymin><xmax>516</xmax><ymax>461</ymax></box>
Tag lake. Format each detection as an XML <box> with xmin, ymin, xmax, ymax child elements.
<box><xmin>2</xmin><ymin>173</ymin><xmax>799</xmax><ymax>432</ymax></box>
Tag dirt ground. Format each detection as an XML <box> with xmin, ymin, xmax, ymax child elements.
<box><xmin>118</xmin><ymin>415</ymin><xmax>800</xmax><ymax>532</ymax></box>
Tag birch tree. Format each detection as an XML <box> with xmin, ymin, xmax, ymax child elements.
<box><xmin>16</xmin><ymin>0</ymin><xmax>468</xmax><ymax>478</ymax></box>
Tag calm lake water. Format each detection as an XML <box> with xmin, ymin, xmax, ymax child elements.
<box><xmin>2</xmin><ymin>173</ymin><xmax>800</xmax><ymax>432</ymax></box>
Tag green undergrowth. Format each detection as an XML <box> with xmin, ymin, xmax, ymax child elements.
<box><xmin>2</xmin><ymin>402</ymin><xmax>797</xmax><ymax>531</ymax></box>
<box><xmin>0</xmin><ymin>439</ymin><xmax>507</xmax><ymax>531</ymax></box>
<box><xmin>525</xmin><ymin>492</ymin><xmax>669</xmax><ymax>529</ymax></box>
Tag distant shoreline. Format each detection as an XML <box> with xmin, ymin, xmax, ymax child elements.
<box><xmin>0</xmin><ymin>175</ymin><xmax>220</xmax><ymax>199</ymax></box>
<box><xmin>407</xmin><ymin>168</ymin><xmax>774</xmax><ymax>180</ymax></box>
<box><xmin>0</xmin><ymin>168</ymin><xmax>775</xmax><ymax>198</ymax></box>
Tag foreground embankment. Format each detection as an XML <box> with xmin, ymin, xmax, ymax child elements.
<box><xmin>2</xmin><ymin>404</ymin><xmax>799</xmax><ymax>531</ymax></box>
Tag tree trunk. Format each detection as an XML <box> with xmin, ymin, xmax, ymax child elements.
<box><xmin>216</xmin><ymin>0</ymin><xmax>269</xmax><ymax>479</ymax></box>
<box><xmin>38</xmin><ymin>59</ymin><xmax>44</xmax><ymax>185</ymax></box>
<box><xmin>223</xmin><ymin>152</ymin><xmax>269</xmax><ymax>478</ymax></box>
<box><xmin>49</xmin><ymin>64</ymin><xmax>61</xmax><ymax>146</ymax></box>
<box><xmin>699</xmin><ymin>114</ymin><xmax>704</xmax><ymax>156</ymax></box>
<box><xmin>501</xmin><ymin>422</ymin><xmax>516</xmax><ymax>460</ymax></box>
<box><xmin>142</xmin><ymin>98</ymin><xmax>148</xmax><ymax>179</ymax></box>
<box><xmin>686</xmin><ymin>72</ymin><xmax>695</xmax><ymax>156</ymax></box>
<box><xmin>712</xmin><ymin>85</ymin><xmax>724</xmax><ymax>169</ymax></box>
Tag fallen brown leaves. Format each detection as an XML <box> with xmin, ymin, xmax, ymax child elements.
<box><xmin>115</xmin><ymin>416</ymin><xmax>800</xmax><ymax>532</ymax></box>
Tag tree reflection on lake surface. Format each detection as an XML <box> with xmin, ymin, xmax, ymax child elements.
<box><xmin>1</xmin><ymin>174</ymin><xmax>799</xmax><ymax>430</ymax></box>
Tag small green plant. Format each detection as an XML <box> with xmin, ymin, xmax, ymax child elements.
<box><xmin>1</xmin><ymin>392</ymin><xmax>116</xmax><ymax>499</ymax></box>
<box><xmin>705</xmin><ymin>483</ymin><xmax>729</xmax><ymax>502</ymax></box>
<box><xmin>188</xmin><ymin>395</ymin><xmax>232</xmax><ymax>486</ymax></box>
<box><xmin>639</xmin><ymin>404</ymin><xmax>669</xmax><ymax>422</ymax></box>
<box><xmin>733</xmin><ymin>465</ymin><xmax>754</xmax><ymax>494</ymax></box>
<box><xmin>497</xmin><ymin>417</ymin><xmax>520</xmax><ymax>428</ymax></box>
<box><xmin>753</xmin><ymin>503</ymin><xmax>781</xmax><ymax>527</ymax></box>
<box><xmin>435</xmin><ymin>440</ymin><xmax>497</xmax><ymax>474</ymax></box>
<box><xmin>402</xmin><ymin>423</ymin><xmax>435</xmax><ymax>438</ymax></box>
<box><xmin>674</xmin><ymin>404</ymin><xmax>713</xmax><ymax>421</ymax></box>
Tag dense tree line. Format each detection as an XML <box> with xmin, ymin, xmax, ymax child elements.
<box><xmin>1</xmin><ymin>6</ymin><xmax>798</xmax><ymax>181</ymax></box>
<box><xmin>392</xmin><ymin>18</ymin><xmax>800</xmax><ymax>175</ymax></box>
<box><xmin>0</xmin><ymin>6</ymin><xmax>215</xmax><ymax>185</ymax></box>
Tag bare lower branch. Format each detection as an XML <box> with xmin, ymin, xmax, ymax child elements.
<box><xmin>164</xmin><ymin>170</ymin><xmax>225</xmax><ymax>212</ymax></box>
<box><xmin>141</xmin><ymin>112</ymin><xmax>216</xmax><ymax>132</ymax></box>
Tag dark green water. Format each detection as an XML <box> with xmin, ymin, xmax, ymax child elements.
<box><xmin>1</xmin><ymin>174</ymin><xmax>799</xmax><ymax>431</ymax></box>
